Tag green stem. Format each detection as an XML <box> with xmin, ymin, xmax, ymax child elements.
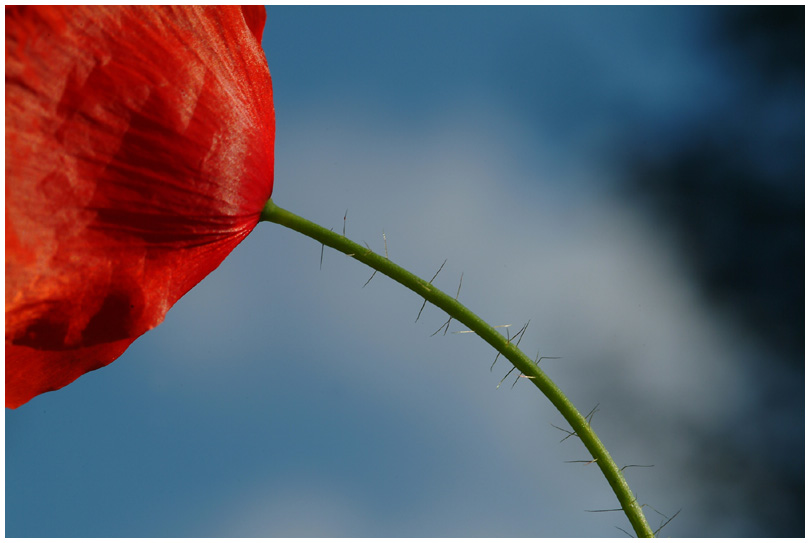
<box><xmin>260</xmin><ymin>198</ymin><xmax>654</xmax><ymax>538</ymax></box>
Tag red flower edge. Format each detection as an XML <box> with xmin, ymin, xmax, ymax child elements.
<box><xmin>5</xmin><ymin>6</ymin><xmax>275</xmax><ymax>408</ymax></box>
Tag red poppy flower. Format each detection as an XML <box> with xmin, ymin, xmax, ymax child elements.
<box><xmin>5</xmin><ymin>6</ymin><xmax>275</xmax><ymax>408</ymax></box>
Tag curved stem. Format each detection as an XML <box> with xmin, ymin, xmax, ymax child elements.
<box><xmin>260</xmin><ymin>198</ymin><xmax>654</xmax><ymax>538</ymax></box>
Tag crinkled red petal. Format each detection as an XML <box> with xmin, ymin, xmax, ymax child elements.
<box><xmin>5</xmin><ymin>6</ymin><xmax>275</xmax><ymax>408</ymax></box>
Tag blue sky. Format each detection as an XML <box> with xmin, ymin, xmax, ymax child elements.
<box><xmin>6</xmin><ymin>6</ymin><xmax>802</xmax><ymax>537</ymax></box>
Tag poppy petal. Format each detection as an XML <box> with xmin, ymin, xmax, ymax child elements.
<box><xmin>5</xmin><ymin>6</ymin><xmax>275</xmax><ymax>408</ymax></box>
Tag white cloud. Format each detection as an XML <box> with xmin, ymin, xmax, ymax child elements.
<box><xmin>108</xmin><ymin>94</ymin><xmax>755</xmax><ymax>537</ymax></box>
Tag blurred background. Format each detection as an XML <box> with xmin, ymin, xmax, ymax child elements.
<box><xmin>6</xmin><ymin>5</ymin><xmax>804</xmax><ymax>537</ymax></box>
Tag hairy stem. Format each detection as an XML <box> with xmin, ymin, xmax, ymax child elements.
<box><xmin>260</xmin><ymin>198</ymin><xmax>654</xmax><ymax>538</ymax></box>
